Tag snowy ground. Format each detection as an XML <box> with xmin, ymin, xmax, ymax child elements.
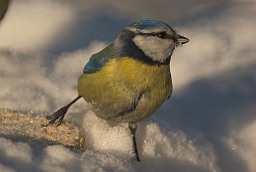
<box><xmin>0</xmin><ymin>0</ymin><xmax>256</xmax><ymax>172</ymax></box>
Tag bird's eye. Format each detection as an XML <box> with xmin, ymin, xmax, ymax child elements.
<box><xmin>157</xmin><ymin>32</ymin><xmax>167</xmax><ymax>39</ymax></box>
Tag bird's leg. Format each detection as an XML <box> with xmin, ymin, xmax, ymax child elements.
<box><xmin>46</xmin><ymin>96</ymin><xmax>82</xmax><ymax>126</ymax></box>
<box><xmin>129</xmin><ymin>122</ymin><xmax>140</xmax><ymax>162</ymax></box>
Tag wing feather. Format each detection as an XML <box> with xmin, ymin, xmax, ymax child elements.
<box><xmin>83</xmin><ymin>43</ymin><xmax>116</xmax><ymax>74</ymax></box>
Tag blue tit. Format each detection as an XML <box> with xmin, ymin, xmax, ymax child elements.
<box><xmin>47</xmin><ymin>20</ymin><xmax>189</xmax><ymax>161</ymax></box>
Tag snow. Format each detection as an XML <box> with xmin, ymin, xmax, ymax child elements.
<box><xmin>1</xmin><ymin>1</ymin><xmax>256</xmax><ymax>172</ymax></box>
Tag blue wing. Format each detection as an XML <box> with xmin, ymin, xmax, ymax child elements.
<box><xmin>83</xmin><ymin>53</ymin><xmax>110</xmax><ymax>73</ymax></box>
<box><xmin>83</xmin><ymin>43</ymin><xmax>116</xmax><ymax>74</ymax></box>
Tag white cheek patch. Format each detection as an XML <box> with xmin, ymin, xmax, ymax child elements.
<box><xmin>133</xmin><ymin>35</ymin><xmax>173</xmax><ymax>63</ymax></box>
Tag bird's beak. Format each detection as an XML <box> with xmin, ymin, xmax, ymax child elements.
<box><xmin>176</xmin><ymin>34</ymin><xmax>189</xmax><ymax>45</ymax></box>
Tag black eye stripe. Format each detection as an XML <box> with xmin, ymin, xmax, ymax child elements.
<box><xmin>137</xmin><ymin>32</ymin><xmax>174</xmax><ymax>39</ymax></box>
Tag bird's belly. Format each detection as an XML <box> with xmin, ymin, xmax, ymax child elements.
<box><xmin>78</xmin><ymin>75</ymin><xmax>171</xmax><ymax>123</ymax></box>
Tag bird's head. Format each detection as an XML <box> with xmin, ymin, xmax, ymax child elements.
<box><xmin>115</xmin><ymin>20</ymin><xmax>189</xmax><ymax>65</ymax></box>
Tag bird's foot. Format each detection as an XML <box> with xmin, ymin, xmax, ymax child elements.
<box><xmin>45</xmin><ymin>96</ymin><xmax>82</xmax><ymax>126</ymax></box>
<box><xmin>46</xmin><ymin>105</ymin><xmax>69</xmax><ymax>126</ymax></box>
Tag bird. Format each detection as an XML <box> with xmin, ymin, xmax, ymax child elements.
<box><xmin>46</xmin><ymin>20</ymin><xmax>189</xmax><ymax>161</ymax></box>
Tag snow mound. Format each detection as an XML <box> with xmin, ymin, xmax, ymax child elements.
<box><xmin>0</xmin><ymin>110</ymin><xmax>219</xmax><ymax>172</ymax></box>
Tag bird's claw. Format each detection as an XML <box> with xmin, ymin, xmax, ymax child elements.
<box><xmin>46</xmin><ymin>106</ymin><xmax>68</xmax><ymax>126</ymax></box>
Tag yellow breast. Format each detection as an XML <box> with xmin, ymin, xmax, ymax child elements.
<box><xmin>78</xmin><ymin>57</ymin><xmax>172</xmax><ymax>122</ymax></box>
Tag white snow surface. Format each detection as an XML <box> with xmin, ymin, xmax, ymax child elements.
<box><xmin>1</xmin><ymin>1</ymin><xmax>256</xmax><ymax>172</ymax></box>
